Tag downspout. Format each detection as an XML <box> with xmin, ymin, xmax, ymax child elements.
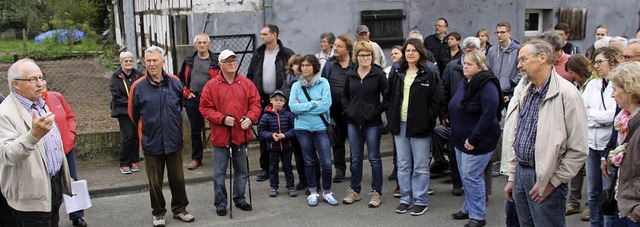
<box><xmin>264</xmin><ymin>0</ymin><xmax>273</xmax><ymax>25</ymax></box>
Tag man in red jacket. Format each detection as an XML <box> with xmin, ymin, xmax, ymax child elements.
<box><xmin>199</xmin><ymin>50</ymin><xmax>262</xmax><ymax>216</ymax></box>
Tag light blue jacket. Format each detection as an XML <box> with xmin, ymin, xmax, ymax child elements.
<box><xmin>288</xmin><ymin>77</ymin><xmax>332</xmax><ymax>131</ymax></box>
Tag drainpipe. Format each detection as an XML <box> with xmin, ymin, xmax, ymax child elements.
<box><xmin>264</xmin><ymin>0</ymin><xmax>273</xmax><ymax>25</ymax></box>
<box><xmin>123</xmin><ymin>0</ymin><xmax>138</xmax><ymax>69</ymax></box>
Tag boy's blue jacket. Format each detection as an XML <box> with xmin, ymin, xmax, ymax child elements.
<box><xmin>258</xmin><ymin>104</ymin><xmax>296</xmax><ymax>152</ymax></box>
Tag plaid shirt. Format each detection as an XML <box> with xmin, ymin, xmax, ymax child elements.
<box><xmin>513</xmin><ymin>77</ymin><xmax>551</xmax><ymax>164</ymax></box>
<box><xmin>15</xmin><ymin>93</ymin><xmax>64</xmax><ymax>176</ymax></box>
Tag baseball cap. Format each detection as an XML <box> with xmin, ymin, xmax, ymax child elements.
<box><xmin>270</xmin><ymin>90</ymin><xmax>286</xmax><ymax>99</ymax></box>
<box><xmin>218</xmin><ymin>50</ymin><xmax>236</xmax><ymax>62</ymax></box>
<box><xmin>356</xmin><ymin>25</ymin><xmax>369</xmax><ymax>34</ymax></box>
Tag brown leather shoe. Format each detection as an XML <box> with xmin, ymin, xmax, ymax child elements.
<box><xmin>187</xmin><ymin>160</ymin><xmax>201</xmax><ymax>170</ymax></box>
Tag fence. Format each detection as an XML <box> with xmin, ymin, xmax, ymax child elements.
<box><xmin>208</xmin><ymin>34</ymin><xmax>256</xmax><ymax>76</ymax></box>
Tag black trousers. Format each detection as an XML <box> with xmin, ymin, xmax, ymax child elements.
<box><xmin>330</xmin><ymin>104</ymin><xmax>348</xmax><ymax>174</ymax></box>
<box><xmin>0</xmin><ymin>190</ymin><xmax>16</xmax><ymax>227</ymax></box>
<box><xmin>259</xmin><ymin>97</ymin><xmax>270</xmax><ymax>171</ymax></box>
<box><xmin>117</xmin><ymin>116</ymin><xmax>140</xmax><ymax>167</ymax></box>
<box><xmin>12</xmin><ymin>173</ymin><xmax>63</xmax><ymax>227</ymax></box>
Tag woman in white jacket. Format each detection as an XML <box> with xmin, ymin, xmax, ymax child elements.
<box><xmin>583</xmin><ymin>47</ymin><xmax>620</xmax><ymax>226</ymax></box>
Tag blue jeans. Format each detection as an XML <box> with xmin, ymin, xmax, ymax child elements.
<box><xmin>347</xmin><ymin>123</ymin><xmax>383</xmax><ymax>193</ymax></box>
<box><xmin>456</xmin><ymin>148</ymin><xmax>493</xmax><ymax>220</ymax></box>
<box><xmin>66</xmin><ymin>148</ymin><xmax>84</xmax><ymax>220</ymax></box>
<box><xmin>506</xmin><ymin>198</ymin><xmax>520</xmax><ymax>227</ymax></box>
<box><xmin>394</xmin><ymin>122</ymin><xmax>431</xmax><ymax>206</ymax></box>
<box><xmin>604</xmin><ymin>167</ymin><xmax>619</xmax><ymax>227</ymax></box>
<box><xmin>212</xmin><ymin>144</ymin><xmax>248</xmax><ymax>208</ymax></box>
<box><xmin>587</xmin><ymin>148</ymin><xmax>612</xmax><ymax>227</ymax></box>
<box><xmin>514</xmin><ymin>165</ymin><xmax>568</xmax><ymax>227</ymax></box>
<box><xmin>296</xmin><ymin>130</ymin><xmax>332</xmax><ymax>192</ymax></box>
<box><xmin>185</xmin><ymin>96</ymin><xmax>204</xmax><ymax>163</ymax></box>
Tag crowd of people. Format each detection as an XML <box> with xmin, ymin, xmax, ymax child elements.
<box><xmin>1</xmin><ymin>17</ymin><xmax>640</xmax><ymax>227</ymax></box>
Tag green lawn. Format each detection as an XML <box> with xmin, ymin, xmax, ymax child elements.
<box><xmin>0</xmin><ymin>35</ymin><xmax>103</xmax><ymax>63</ymax></box>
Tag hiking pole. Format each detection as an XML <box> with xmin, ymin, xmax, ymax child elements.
<box><xmin>228</xmin><ymin>115</ymin><xmax>234</xmax><ymax>219</ymax></box>
<box><xmin>242</xmin><ymin>117</ymin><xmax>253</xmax><ymax>206</ymax></box>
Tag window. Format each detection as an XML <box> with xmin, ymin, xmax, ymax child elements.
<box><xmin>525</xmin><ymin>9</ymin><xmax>543</xmax><ymax>37</ymax></box>
<box><xmin>361</xmin><ymin>9</ymin><xmax>405</xmax><ymax>48</ymax></box>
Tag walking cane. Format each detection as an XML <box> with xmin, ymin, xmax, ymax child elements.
<box><xmin>242</xmin><ymin>117</ymin><xmax>253</xmax><ymax>206</ymax></box>
<box><xmin>227</xmin><ymin>115</ymin><xmax>234</xmax><ymax>219</ymax></box>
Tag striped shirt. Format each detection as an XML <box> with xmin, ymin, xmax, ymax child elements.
<box><xmin>513</xmin><ymin>77</ymin><xmax>551</xmax><ymax>164</ymax></box>
<box><xmin>15</xmin><ymin>93</ymin><xmax>64</xmax><ymax>176</ymax></box>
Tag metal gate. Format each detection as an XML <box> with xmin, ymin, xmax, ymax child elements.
<box><xmin>209</xmin><ymin>34</ymin><xmax>256</xmax><ymax>76</ymax></box>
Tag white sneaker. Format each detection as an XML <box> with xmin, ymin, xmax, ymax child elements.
<box><xmin>152</xmin><ymin>215</ymin><xmax>165</xmax><ymax>227</ymax></box>
<box><xmin>308</xmin><ymin>193</ymin><xmax>319</xmax><ymax>206</ymax></box>
<box><xmin>323</xmin><ymin>192</ymin><xmax>339</xmax><ymax>206</ymax></box>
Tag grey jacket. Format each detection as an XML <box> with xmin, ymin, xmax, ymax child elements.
<box><xmin>486</xmin><ymin>39</ymin><xmax>521</xmax><ymax>96</ymax></box>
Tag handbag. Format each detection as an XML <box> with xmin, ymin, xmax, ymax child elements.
<box><xmin>598</xmin><ymin>119</ymin><xmax>639</xmax><ymax>215</ymax></box>
<box><xmin>301</xmin><ymin>87</ymin><xmax>341</xmax><ymax>147</ymax></box>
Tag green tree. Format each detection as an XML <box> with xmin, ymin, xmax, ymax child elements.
<box><xmin>0</xmin><ymin>0</ymin><xmax>48</xmax><ymax>36</ymax></box>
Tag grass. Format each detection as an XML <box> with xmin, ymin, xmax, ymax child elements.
<box><xmin>0</xmin><ymin>33</ymin><xmax>103</xmax><ymax>63</ymax></box>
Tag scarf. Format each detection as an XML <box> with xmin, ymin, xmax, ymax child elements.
<box><xmin>298</xmin><ymin>74</ymin><xmax>319</xmax><ymax>88</ymax></box>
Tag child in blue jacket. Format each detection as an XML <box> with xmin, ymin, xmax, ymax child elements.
<box><xmin>258</xmin><ymin>90</ymin><xmax>297</xmax><ymax>197</ymax></box>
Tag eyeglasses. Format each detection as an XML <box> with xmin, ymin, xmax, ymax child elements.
<box><xmin>434</xmin><ymin>24</ymin><xmax>446</xmax><ymax>28</ymax></box>
<box><xmin>623</xmin><ymin>54</ymin><xmax>640</xmax><ymax>61</ymax></box>
<box><xmin>517</xmin><ymin>54</ymin><xmax>539</xmax><ymax>64</ymax></box>
<box><xmin>300</xmin><ymin>64</ymin><xmax>313</xmax><ymax>68</ymax></box>
<box><xmin>494</xmin><ymin>31</ymin><xmax>508</xmax><ymax>35</ymax></box>
<box><xmin>14</xmin><ymin>75</ymin><xmax>45</xmax><ymax>84</ymax></box>
<box><xmin>357</xmin><ymin>54</ymin><xmax>372</xmax><ymax>58</ymax></box>
<box><xmin>593</xmin><ymin>59</ymin><xmax>610</xmax><ymax>66</ymax></box>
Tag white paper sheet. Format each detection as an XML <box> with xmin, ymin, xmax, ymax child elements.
<box><xmin>63</xmin><ymin>180</ymin><xmax>92</xmax><ymax>214</ymax></box>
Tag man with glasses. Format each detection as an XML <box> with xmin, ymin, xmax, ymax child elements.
<box><xmin>0</xmin><ymin>58</ymin><xmax>73</xmax><ymax>226</ymax></box>
<box><xmin>504</xmin><ymin>39</ymin><xmax>588</xmax><ymax>226</ymax></box>
<box><xmin>424</xmin><ymin>18</ymin><xmax>449</xmax><ymax>75</ymax></box>
<box><xmin>178</xmin><ymin>33</ymin><xmax>220</xmax><ymax>170</ymax></box>
<box><xmin>623</xmin><ymin>39</ymin><xmax>640</xmax><ymax>62</ymax></box>
<box><xmin>321</xmin><ymin>34</ymin><xmax>355</xmax><ymax>183</ymax></box>
<box><xmin>487</xmin><ymin>21</ymin><xmax>521</xmax><ymax>105</ymax></box>
<box><xmin>129</xmin><ymin>46</ymin><xmax>195</xmax><ymax>226</ymax></box>
<box><xmin>247</xmin><ymin>24</ymin><xmax>295</xmax><ymax>182</ymax></box>
<box><xmin>355</xmin><ymin>25</ymin><xmax>386</xmax><ymax>67</ymax></box>
<box><xmin>200</xmin><ymin>50</ymin><xmax>261</xmax><ymax>216</ymax></box>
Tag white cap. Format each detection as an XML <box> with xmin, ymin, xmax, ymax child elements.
<box><xmin>218</xmin><ymin>50</ymin><xmax>236</xmax><ymax>62</ymax></box>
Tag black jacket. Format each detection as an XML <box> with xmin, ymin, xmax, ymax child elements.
<box><xmin>109</xmin><ymin>67</ymin><xmax>143</xmax><ymax>117</ymax></box>
<box><xmin>321</xmin><ymin>56</ymin><xmax>356</xmax><ymax>113</ymax></box>
<box><xmin>246</xmin><ymin>39</ymin><xmax>295</xmax><ymax>98</ymax></box>
<box><xmin>342</xmin><ymin>65</ymin><xmax>388</xmax><ymax>127</ymax></box>
<box><xmin>177</xmin><ymin>50</ymin><xmax>219</xmax><ymax>98</ymax></box>
<box><xmin>440</xmin><ymin>58</ymin><xmax>464</xmax><ymax>119</ymax></box>
<box><xmin>384</xmin><ymin>64</ymin><xmax>442</xmax><ymax>137</ymax></box>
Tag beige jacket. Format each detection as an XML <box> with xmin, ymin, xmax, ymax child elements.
<box><xmin>505</xmin><ymin>69</ymin><xmax>589</xmax><ymax>194</ymax></box>
<box><xmin>0</xmin><ymin>93</ymin><xmax>72</xmax><ymax>212</ymax></box>
<box><xmin>500</xmin><ymin>79</ymin><xmax>527</xmax><ymax>174</ymax></box>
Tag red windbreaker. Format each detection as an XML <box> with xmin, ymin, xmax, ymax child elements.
<box><xmin>199</xmin><ymin>74</ymin><xmax>261</xmax><ymax>147</ymax></box>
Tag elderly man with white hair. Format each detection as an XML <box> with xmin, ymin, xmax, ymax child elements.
<box><xmin>609</xmin><ymin>36</ymin><xmax>629</xmax><ymax>51</ymax></box>
<box><xmin>129</xmin><ymin>46</ymin><xmax>195</xmax><ymax>226</ymax></box>
<box><xmin>0</xmin><ymin>58</ymin><xmax>73</xmax><ymax>226</ymax></box>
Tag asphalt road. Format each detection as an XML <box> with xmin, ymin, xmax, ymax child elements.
<box><xmin>59</xmin><ymin>156</ymin><xmax>587</xmax><ymax>227</ymax></box>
